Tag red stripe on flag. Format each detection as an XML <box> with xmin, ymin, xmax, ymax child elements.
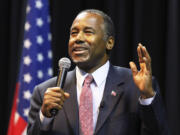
<box><xmin>12</xmin><ymin>116</ymin><xmax>27</xmax><ymax>135</ymax></box>
<box><xmin>7</xmin><ymin>83</ymin><xmax>27</xmax><ymax>135</ymax></box>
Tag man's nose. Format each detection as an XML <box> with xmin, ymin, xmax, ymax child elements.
<box><xmin>75</xmin><ymin>32</ymin><xmax>85</xmax><ymax>44</ymax></box>
<box><xmin>75</xmin><ymin>40</ymin><xmax>84</xmax><ymax>44</ymax></box>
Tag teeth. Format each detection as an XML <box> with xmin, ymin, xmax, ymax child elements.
<box><xmin>74</xmin><ymin>48</ymin><xmax>86</xmax><ymax>51</ymax></box>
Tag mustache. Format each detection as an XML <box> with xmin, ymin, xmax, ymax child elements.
<box><xmin>71</xmin><ymin>42</ymin><xmax>90</xmax><ymax>51</ymax></box>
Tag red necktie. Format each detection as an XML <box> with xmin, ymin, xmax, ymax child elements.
<box><xmin>79</xmin><ymin>74</ymin><xmax>93</xmax><ymax>135</ymax></box>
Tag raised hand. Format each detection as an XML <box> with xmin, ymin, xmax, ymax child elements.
<box><xmin>129</xmin><ymin>43</ymin><xmax>155</xmax><ymax>99</ymax></box>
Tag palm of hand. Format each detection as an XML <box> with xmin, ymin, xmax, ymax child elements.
<box><xmin>133</xmin><ymin>63</ymin><xmax>152</xmax><ymax>93</ymax></box>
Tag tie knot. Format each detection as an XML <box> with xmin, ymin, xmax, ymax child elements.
<box><xmin>84</xmin><ymin>74</ymin><xmax>93</xmax><ymax>85</ymax></box>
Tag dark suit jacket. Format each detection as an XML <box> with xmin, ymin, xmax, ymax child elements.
<box><xmin>27</xmin><ymin>65</ymin><xmax>169</xmax><ymax>135</ymax></box>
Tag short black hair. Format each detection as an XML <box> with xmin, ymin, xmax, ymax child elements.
<box><xmin>77</xmin><ymin>9</ymin><xmax>115</xmax><ymax>40</ymax></box>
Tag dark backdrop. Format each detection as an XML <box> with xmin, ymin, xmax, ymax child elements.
<box><xmin>0</xmin><ymin>0</ymin><xmax>179</xmax><ymax>135</ymax></box>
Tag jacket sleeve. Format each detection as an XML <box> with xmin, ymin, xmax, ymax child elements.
<box><xmin>27</xmin><ymin>85</ymin><xmax>54</xmax><ymax>135</ymax></box>
<box><xmin>138</xmin><ymin>78</ymin><xmax>170</xmax><ymax>135</ymax></box>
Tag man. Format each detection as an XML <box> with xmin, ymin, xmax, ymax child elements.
<box><xmin>27</xmin><ymin>9</ymin><xmax>169</xmax><ymax>135</ymax></box>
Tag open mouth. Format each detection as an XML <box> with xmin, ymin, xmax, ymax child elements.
<box><xmin>72</xmin><ymin>47</ymin><xmax>89</xmax><ymax>54</ymax></box>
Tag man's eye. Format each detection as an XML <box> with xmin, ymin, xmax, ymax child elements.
<box><xmin>71</xmin><ymin>32</ymin><xmax>78</xmax><ymax>35</ymax></box>
<box><xmin>85</xmin><ymin>31</ymin><xmax>94</xmax><ymax>34</ymax></box>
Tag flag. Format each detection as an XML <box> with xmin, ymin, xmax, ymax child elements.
<box><xmin>7</xmin><ymin>0</ymin><xmax>53</xmax><ymax>134</ymax></box>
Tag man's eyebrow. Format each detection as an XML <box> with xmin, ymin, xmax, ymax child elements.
<box><xmin>70</xmin><ymin>26</ymin><xmax>95</xmax><ymax>31</ymax></box>
<box><xmin>70</xmin><ymin>27</ymin><xmax>78</xmax><ymax>31</ymax></box>
<box><xmin>84</xmin><ymin>27</ymin><xmax>94</xmax><ymax>30</ymax></box>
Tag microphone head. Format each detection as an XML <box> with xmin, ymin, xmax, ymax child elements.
<box><xmin>58</xmin><ymin>57</ymin><xmax>71</xmax><ymax>69</ymax></box>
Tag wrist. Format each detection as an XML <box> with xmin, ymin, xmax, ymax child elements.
<box><xmin>140</xmin><ymin>88</ymin><xmax>155</xmax><ymax>99</ymax></box>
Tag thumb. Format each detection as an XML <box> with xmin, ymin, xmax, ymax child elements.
<box><xmin>129</xmin><ymin>61</ymin><xmax>138</xmax><ymax>76</ymax></box>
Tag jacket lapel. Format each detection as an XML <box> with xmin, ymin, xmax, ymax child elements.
<box><xmin>62</xmin><ymin>70</ymin><xmax>79</xmax><ymax>135</ymax></box>
<box><xmin>94</xmin><ymin>65</ymin><xmax>125</xmax><ymax>134</ymax></box>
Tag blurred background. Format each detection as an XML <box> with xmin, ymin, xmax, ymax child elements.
<box><xmin>0</xmin><ymin>0</ymin><xmax>179</xmax><ymax>134</ymax></box>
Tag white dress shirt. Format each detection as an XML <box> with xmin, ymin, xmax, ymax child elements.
<box><xmin>39</xmin><ymin>60</ymin><xmax>155</xmax><ymax>130</ymax></box>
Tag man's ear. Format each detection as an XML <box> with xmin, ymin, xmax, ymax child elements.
<box><xmin>106</xmin><ymin>36</ymin><xmax>114</xmax><ymax>50</ymax></box>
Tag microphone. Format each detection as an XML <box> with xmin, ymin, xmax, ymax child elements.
<box><xmin>50</xmin><ymin>57</ymin><xmax>71</xmax><ymax>116</ymax></box>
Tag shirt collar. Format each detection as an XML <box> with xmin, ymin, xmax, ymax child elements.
<box><xmin>76</xmin><ymin>61</ymin><xmax>110</xmax><ymax>87</ymax></box>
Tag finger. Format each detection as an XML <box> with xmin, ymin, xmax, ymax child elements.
<box><xmin>143</xmin><ymin>57</ymin><xmax>152</xmax><ymax>73</ymax></box>
<box><xmin>141</xmin><ymin>46</ymin><xmax>152</xmax><ymax>72</ymax></box>
<box><xmin>138</xmin><ymin>43</ymin><xmax>149</xmax><ymax>71</ymax></box>
<box><xmin>46</xmin><ymin>87</ymin><xmax>66</xmax><ymax>95</ymax></box>
<box><xmin>129</xmin><ymin>61</ymin><xmax>138</xmax><ymax>76</ymax></box>
<box><xmin>137</xmin><ymin>43</ymin><xmax>143</xmax><ymax>63</ymax></box>
<box><xmin>45</xmin><ymin>96</ymin><xmax>65</xmax><ymax>104</ymax></box>
<box><xmin>142</xmin><ymin>57</ymin><xmax>148</xmax><ymax>71</ymax></box>
<box><xmin>45</xmin><ymin>93</ymin><xmax>65</xmax><ymax>102</ymax></box>
<box><xmin>45</xmin><ymin>88</ymin><xmax>69</xmax><ymax>100</ymax></box>
<box><xmin>45</xmin><ymin>91</ymin><xmax>64</xmax><ymax>99</ymax></box>
<box><xmin>46</xmin><ymin>87</ymin><xmax>61</xmax><ymax>93</ymax></box>
<box><xmin>59</xmin><ymin>89</ymin><xmax>70</xmax><ymax>100</ymax></box>
<box><xmin>64</xmin><ymin>92</ymin><xmax>70</xmax><ymax>99</ymax></box>
<box><xmin>48</xmin><ymin>102</ymin><xmax>63</xmax><ymax>111</ymax></box>
<box><xmin>142</xmin><ymin>46</ymin><xmax>151</xmax><ymax>63</ymax></box>
<box><xmin>47</xmin><ymin>92</ymin><xmax>69</xmax><ymax>103</ymax></box>
<box><xmin>44</xmin><ymin>103</ymin><xmax>63</xmax><ymax>118</ymax></box>
<box><xmin>42</xmin><ymin>99</ymin><xmax>63</xmax><ymax>117</ymax></box>
<box><xmin>45</xmin><ymin>92</ymin><xmax>66</xmax><ymax>103</ymax></box>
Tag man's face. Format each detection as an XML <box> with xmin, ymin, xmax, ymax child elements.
<box><xmin>68</xmin><ymin>12</ymin><xmax>108</xmax><ymax>71</ymax></box>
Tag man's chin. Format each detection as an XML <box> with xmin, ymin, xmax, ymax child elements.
<box><xmin>71</xmin><ymin>57</ymin><xmax>90</xmax><ymax>67</ymax></box>
<box><xmin>71</xmin><ymin>56</ymin><xmax>89</xmax><ymax>63</ymax></box>
<box><xmin>73</xmin><ymin>59</ymin><xmax>87</xmax><ymax>64</ymax></box>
